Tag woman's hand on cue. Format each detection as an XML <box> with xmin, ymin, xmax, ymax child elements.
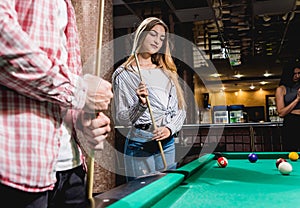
<box><xmin>136</xmin><ymin>81</ymin><xmax>148</xmax><ymax>105</ymax></box>
<box><xmin>152</xmin><ymin>127</ymin><xmax>171</xmax><ymax>141</ymax></box>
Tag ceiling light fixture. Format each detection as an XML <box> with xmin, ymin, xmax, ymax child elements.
<box><xmin>249</xmin><ymin>84</ymin><xmax>255</xmax><ymax>90</ymax></box>
<box><xmin>282</xmin><ymin>11</ymin><xmax>295</xmax><ymax>21</ymax></box>
<box><xmin>210</xmin><ymin>73</ymin><xmax>222</xmax><ymax>77</ymax></box>
<box><xmin>263</xmin><ymin>15</ymin><xmax>271</xmax><ymax>22</ymax></box>
<box><xmin>263</xmin><ymin>71</ymin><xmax>272</xmax><ymax>77</ymax></box>
<box><xmin>233</xmin><ymin>73</ymin><xmax>243</xmax><ymax>78</ymax></box>
<box><xmin>260</xmin><ymin>81</ymin><xmax>268</xmax><ymax>85</ymax></box>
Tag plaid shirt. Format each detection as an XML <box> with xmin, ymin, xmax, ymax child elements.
<box><xmin>0</xmin><ymin>0</ymin><xmax>86</xmax><ymax>192</ymax></box>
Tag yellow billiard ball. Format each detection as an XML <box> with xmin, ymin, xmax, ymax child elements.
<box><xmin>288</xmin><ymin>152</ymin><xmax>299</xmax><ymax>161</ymax></box>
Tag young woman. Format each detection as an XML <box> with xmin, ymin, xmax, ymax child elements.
<box><xmin>112</xmin><ymin>17</ymin><xmax>186</xmax><ymax>181</ymax></box>
<box><xmin>275</xmin><ymin>61</ymin><xmax>300</xmax><ymax>151</ymax></box>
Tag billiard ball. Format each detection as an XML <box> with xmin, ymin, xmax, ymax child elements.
<box><xmin>248</xmin><ymin>153</ymin><xmax>258</xmax><ymax>163</ymax></box>
<box><xmin>278</xmin><ymin>161</ymin><xmax>293</xmax><ymax>175</ymax></box>
<box><xmin>217</xmin><ymin>157</ymin><xmax>228</xmax><ymax>168</ymax></box>
<box><xmin>214</xmin><ymin>152</ymin><xmax>223</xmax><ymax>160</ymax></box>
<box><xmin>288</xmin><ymin>152</ymin><xmax>299</xmax><ymax>161</ymax></box>
<box><xmin>276</xmin><ymin>158</ymin><xmax>287</xmax><ymax>168</ymax></box>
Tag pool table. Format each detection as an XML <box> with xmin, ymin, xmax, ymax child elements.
<box><xmin>94</xmin><ymin>152</ymin><xmax>300</xmax><ymax>208</ymax></box>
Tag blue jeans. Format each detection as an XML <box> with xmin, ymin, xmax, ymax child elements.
<box><xmin>124</xmin><ymin>128</ymin><xmax>176</xmax><ymax>181</ymax></box>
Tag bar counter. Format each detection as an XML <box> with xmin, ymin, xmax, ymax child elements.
<box><xmin>181</xmin><ymin>121</ymin><xmax>283</xmax><ymax>128</ymax></box>
<box><xmin>115</xmin><ymin>121</ymin><xmax>283</xmax><ymax>131</ymax></box>
<box><xmin>116</xmin><ymin>121</ymin><xmax>283</xmax><ymax>153</ymax></box>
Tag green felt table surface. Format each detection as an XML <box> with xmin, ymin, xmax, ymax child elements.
<box><xmin>108</xmin><ymin>152</ymin><xmax>300</xmax><ymax>208</ymax></box>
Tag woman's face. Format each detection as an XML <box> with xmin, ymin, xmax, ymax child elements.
<box><xmin>292</xmin><ymin>67</ymin><xmax>300</xmax><ymax>82</ymax></box>
<box><xmin>140</xmin><ymin>24</ymin><xmax>166</xmax><ymax>55</ymax></box>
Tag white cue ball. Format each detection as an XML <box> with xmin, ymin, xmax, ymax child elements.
<box><xmin>278</xmin><ymin>161</ymin><xmax>293</xmax><ymax>175</ymax></box>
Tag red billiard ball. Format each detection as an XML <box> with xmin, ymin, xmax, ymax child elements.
<box><xmin>248</xmin><ymin>153</ymin><xmax>258</xmax><ymax>163</ymax></box>
<box><xmin>217</xmin><ymin>157</ymin><xmax>228</xmax><ymax>168</ymax></box>
<box><xmin>276</xmin><ymin>158</ymin><xmax>287</xmax><ymax>168</ymax></box>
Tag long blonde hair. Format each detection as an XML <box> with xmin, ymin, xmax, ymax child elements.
<box><xmin>123</xmin><ymin>17</ymin><xmax>186</xmax><ymax>109</ymax></box>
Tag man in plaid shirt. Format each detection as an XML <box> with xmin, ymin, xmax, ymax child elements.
<box><xmin>0</xmin><ymin>1</ymin><xmax>113</xmax><ymax>207</ymax></box>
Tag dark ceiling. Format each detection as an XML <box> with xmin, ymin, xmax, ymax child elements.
<box><xmin>113</xmin><ymin>0</ymin><xmax>300</xmax><ymax>92</ymax></box>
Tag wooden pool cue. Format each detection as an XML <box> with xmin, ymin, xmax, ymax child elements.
<box><xmin>250</xmin><ymin>125</ymin><xmax>255</xmax><ymax>152</ymax></box>
<box><xmin>87</xmin><ymin>0</ymin><xmax>105</xmax><ymax>203</ymax></box>
<box><xmin>133</xmin><ymin>53</ymin><xmax>168</xmax><ymax>171</ymax></box>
